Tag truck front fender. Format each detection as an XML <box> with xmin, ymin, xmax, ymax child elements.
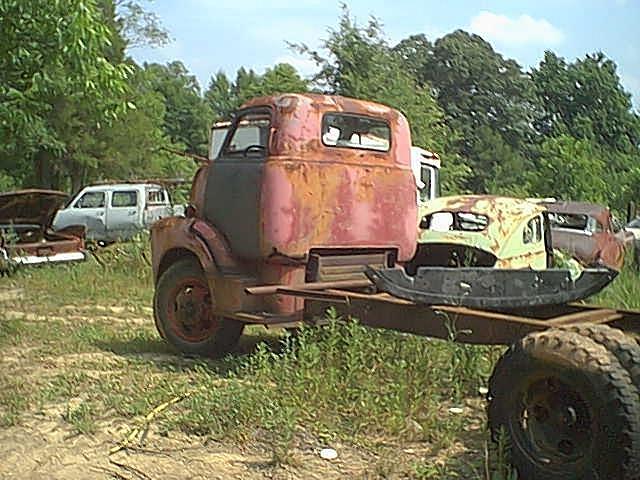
<box><xmin>150</xmin><ymin>217</ymin><xmax>237</xmax><ymax>282</ymax></box>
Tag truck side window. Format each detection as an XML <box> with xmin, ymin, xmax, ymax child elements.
<box><xmin>74</xmin><ymin>192</ymin><xmax>105</xmax><ymax>209</ymax></box>
<box><xmin>111</xmin><ymin>191</ymin><xmax>138</xmax><ymax>208</ymax></box>
<box><xmin>224</xmin><ymin>112</ymin><xmax>271</xmax><ymax>156</ymax></box>
<box><xmin>146</xmin><ymin>189</ymin><xmax>166</xmax><ymax>205</ymax></box>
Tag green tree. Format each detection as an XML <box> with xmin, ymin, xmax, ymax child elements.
<box><xmin>407</xmin><ymin>30</ymin><xmax>537</xmax><ymax>192</ymax></box>
<box><xmin>531</xmin><ymin>51</ymin><xmax>640</xmax><ymax>209</ymax></box>
<box><xmin>528</xmin><ymin>135</ymin><xmax>608</xmax><ymax>204</ymax></box>
<box><xmin>144</xmin><ymin>61</ymin><xmax>212</xmax><ymax>156</ymax></box>
<box><xmin>292</xmin><ymin>8</ymin><xmax>466</xmax><ymax>192</ymax></box>
<box><xmin>205</xmin><ymin>64</ymin><xmax>308</xmax><ymax>122</ymax></box>
<box><xmin>115</xmin><ymin>0</ymin><xmax>170</xmax><ymax>49</ymax></box>
<box><xmin>0</xmin><ymin>0</ymin><xmax>132</xmax><ymax>188</ymax></box>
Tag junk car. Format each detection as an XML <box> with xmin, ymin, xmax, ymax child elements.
<box><xmin>543</xmin><ymin>200</ymin><xmax>634</xmax><ymax>271</ymax></box>
<box><xmin>0</xmin><ymin>189</ymin><xmax>86</xmax><ymax>270</ymax></box>
<box><xmin>408</xmin><ymin>195</ymin><xmax>551</xmax><ymax>272</ymax></box>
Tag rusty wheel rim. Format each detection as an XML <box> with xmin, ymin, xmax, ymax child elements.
<box><xmin>166</xmin><ymin>276</ymin><xmax>220</xmax><ymax>343</ymax></box>
<box><xmin>511</xmin><ymin>376</ymin><xmax>592</xmax><ymax>468</ymax></box>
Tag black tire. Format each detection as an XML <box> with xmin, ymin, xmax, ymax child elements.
<box><xmin>562</xmin><ymin>324</ymin><xmax>640</xmax><ymax>391</ymax></box>
<box><xmin>153</xmin><ymin>257</ymin><xmax>244</xmax><ymax>357</ymax></box>
<box><xmin>488</xmin><ymin>329</ymin><xmax>640</xmax><ymax>480</ymax></box>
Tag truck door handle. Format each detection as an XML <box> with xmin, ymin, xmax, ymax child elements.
<box><xmin>96</xmin><ymin>211</ymin><xmax>104</xmax><ymax>216</ymax></box>
<box><xmin>128</xmin><ymin>211</ymin><xmax>136</xmax><ymax>216</ymax></box>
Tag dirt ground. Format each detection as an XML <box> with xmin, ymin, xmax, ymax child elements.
<box><xmin>0</xmin><ymin>285</ymin><xmax>485</xmax><ymax>480</ymax></box>
<box><xmin>0</xmin><ymin>414</ymin><xmax>385</xmax><ymax>479</ymax></box>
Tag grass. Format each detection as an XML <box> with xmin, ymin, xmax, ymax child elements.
<box><xmin>1</xmin><ymin>239</ymin><xmax>638</xmax><ymax>477</ymax></box>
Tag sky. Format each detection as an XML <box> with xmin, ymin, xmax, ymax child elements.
<box><xmin>129</xmin><ymin>0</ymin><xmax>640</xmax><ymax>108</ymax></box>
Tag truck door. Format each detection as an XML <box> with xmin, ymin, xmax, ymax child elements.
<box><xmin>107</xmin><ymin>189</ymin><xmax>139</xmax><ymax>241</ymax></box>
<box><xmin>61</xmin><ymin>190</ymin><xmax>107</xmax><ymax>241</ymax></box>
<box><xmin>203</xmin><ymin>108</ymin><xmax>271</xmax><ymax>259</ymax></box>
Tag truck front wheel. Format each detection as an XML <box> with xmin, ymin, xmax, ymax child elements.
<box><xmin>488</xmin><ymin>329</ymin><xmax>640</xmax><ymax>480</ymax></box>
<box><xmin>153</xmin><ymin>257</ymin><xmax>243</xmax><ymax>357</ymax></box>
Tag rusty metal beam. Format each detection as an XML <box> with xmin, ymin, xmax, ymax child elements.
<box><xmin>246</xmin><ymin>279</ymin><xmax>372</xmax><ymax>296</ymax></box>
<box><xmin>545</xmin><ymin>308</ymin><xmax>623</xmax><ymax>327</ymax></box>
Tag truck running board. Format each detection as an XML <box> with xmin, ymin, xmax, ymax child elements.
<box><xmin>365</xmin><ymin>266</ymin><xmax>617</xmax><ymax>310</ymax></box>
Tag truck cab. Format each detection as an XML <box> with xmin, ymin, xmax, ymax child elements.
<box><xmin>151</xmin><ymin>93</ymin><xmax>418</xmax><ymax>355</ymax></box>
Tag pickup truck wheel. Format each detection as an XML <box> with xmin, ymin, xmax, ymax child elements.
<box><xmin>154</xmin><ymin>258</ymin><xmax>244</xmax><ymax>357</ymax></box>
<box><xmin>488</xmin><ymin>329</ymin><xmax>640</xmax><ymax>480</ymax></box>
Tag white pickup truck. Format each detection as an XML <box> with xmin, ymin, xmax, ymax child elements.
<box><xmin>52</xmin><ymin>183</ymin><xmax>175</xmax><ymax>242</ymax></box>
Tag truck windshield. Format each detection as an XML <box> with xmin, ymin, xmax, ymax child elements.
<box><xmin>322</xmin><ymin>113</ymin><xmax>390</xmax><ymax>152</ymax></box>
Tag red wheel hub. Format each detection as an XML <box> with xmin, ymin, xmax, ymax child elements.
<box><xmin>166</xmin><ymin>276</ymin><xmax>220</xmax><ymax>342</ymax></box>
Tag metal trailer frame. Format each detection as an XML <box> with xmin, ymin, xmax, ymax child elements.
<box><xmin>242</xmin><ymin>278</ymin><xmax>640</xmax><ymax>345</ymax></box>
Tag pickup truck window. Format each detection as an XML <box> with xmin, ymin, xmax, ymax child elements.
<box><xmin>146</xmin><ymin>189</ymin><xmax>166</xmax><ymax>205</ymax></box>
<box><xmin>224</xmin><ymin>112</ymin><xmax>271</xmax><ymax>156</ymax></box>
<box><xmin>111</xmin><ymin>191</ymin><xmax>138</xmax><ymax>208</ymax></box>
<box><xmin>75</xmin><ymin>191</ymin><xmax>105</xmax><ymax>209</ymax></box>
<box><xmin>322</xmin><ymin>113</ymin><xmax>390</xmax><ymax>152</ymax></box>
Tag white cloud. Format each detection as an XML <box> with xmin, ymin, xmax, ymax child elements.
<box><xmin>469</xmin><ymin>11</ymin><xmax>564</xmax><ymax>47</ymax></box>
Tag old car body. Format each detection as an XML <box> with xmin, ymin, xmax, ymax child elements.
<box><xmin>151</xmin><ymin>93</ymin><xmax>418</xmax><ymax>316</ymax></box>
<box><xmin>408</xmin><ymin>195</ymin><xmax>551</xmax><ymax>273</ymax></box>
<box><xmin>542</xmin><ymin>201</ymin><xmax>633</xmax><ymax>271</ymax></box>
<box><xmin>53</xmin><ymin>183</ymin><xmax>173</xmax><ymax>242</ymax></box>
<box><xmin>0</xmin><ymin>189</ymin><xmax>86</xmax><ymax>269</ymax></box>
<box><xmin>411</xmin><ymin>147</ymin><xmax>440</xmax><ymax>204</ymax></box>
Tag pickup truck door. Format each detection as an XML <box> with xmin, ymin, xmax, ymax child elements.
<box><xmin>106</xmin><ymin>190</ymin><xmax>140</xmax><ymax>241</ymax></box>
<box><xmin>59</xmin><ymin>190</ymin><xmax>107</xmax><ymax>241</ymax></box>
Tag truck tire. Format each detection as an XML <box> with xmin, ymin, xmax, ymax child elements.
<box><xmin>153</xmin><ymin>257</ymin><xmax>244</xmax><ymax>357</ymax></box>
<box><xmin>488</xmin><ymin>329</ymin><xmax>640</xmax><ymax>480</ymax></box>
<box><xmin>562</xmin><ymin>324</ymin><xmax>640</xmax><ymax>391</ymax></box>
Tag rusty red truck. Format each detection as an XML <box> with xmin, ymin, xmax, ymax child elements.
<box><xmin>151</xmin><ymin>93</ymin><xmax>640</xmax><ymax>479</ymax></box>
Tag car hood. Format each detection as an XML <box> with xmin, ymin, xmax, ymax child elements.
<box><xmin>0</xmin><ymin>189</ymin><xmax>69</xmax><ymax>228</ymax></box>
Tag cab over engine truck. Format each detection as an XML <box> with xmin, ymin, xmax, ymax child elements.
<box><xmin>151</xmin><ymin>93</ymin><xmax>640</xmax><ymax>480</ymax></box>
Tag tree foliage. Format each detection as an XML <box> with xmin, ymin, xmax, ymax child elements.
<box><xmin>205</xmin><ymin>64</ymin><xmax>308</xmax><ymax>121</ymax></box>
<box><xmin>0</xmin><ymin>0</ymin><xmax>132</xmax><ymax>165</ymax></box>
<box><xmin>1</xmin><ymin>2</ymin><xmax>638</xmax><ymax>216</ymax></box>
<box><xmin>144</xmin><ymin>61</ymin><xmax>212</xmax><ymax>156</ymax></box>
<box><xmin>292</xmin><ymin>9</ymin><xmax>468</xmax><ymax>192</ymax></box>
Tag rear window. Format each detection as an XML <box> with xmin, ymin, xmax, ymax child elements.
<box><xmin>322</xmin><ymin>113</ymin><xmax>390</xmax><ymax>152</ymax></box>
<box><xmin>549</xmin><ymin>213</ymin><xmax>588</xmax><ymax>231</ymax></box>
<box><xmin>146</xmin><ymin>189</ymin><xmax>166</xmax><ymax>205</ymax></box>
<box><xmin>421</xmin><ymin>211</ymin><xmax>489</xmax><ymax>232</ymax></box>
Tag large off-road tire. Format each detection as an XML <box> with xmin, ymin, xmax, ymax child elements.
<box><xmin>153</xmin><ymin>257</ymin><xmax>244</xmax><ymax>357</ymax></box>
<box><xmin>562</xmin><ymin>323</ymin><xmax>640</xmax><ymax>391</ymax></box>
<box><xmin>488</xmin><ymin>329</ymin><xmax>640</xmax><ymax>480</ymax></box>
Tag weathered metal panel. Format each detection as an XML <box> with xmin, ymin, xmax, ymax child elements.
<box><xmin>241</xmin><ymin>94</ymin><xmax>418</xmax><ymax>262</ymax></box>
